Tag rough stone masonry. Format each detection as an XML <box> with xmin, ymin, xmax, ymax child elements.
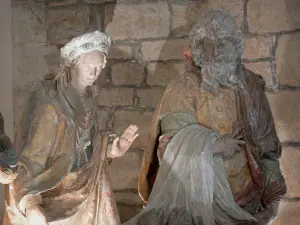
<box><xmin>12</xmin><ymin>0</ymin><xmax>300</xmax><ymax>223</ymax></box>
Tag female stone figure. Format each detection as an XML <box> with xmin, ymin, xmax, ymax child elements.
<box><xmin>124</xmin><ymin>9</ymin><xmax>286</xmax><ymax>225</ymax></box>
<box><xmin>4</xmin><ymin>31</ymin><xmax>139</xmax><ymax>225</ymax></box>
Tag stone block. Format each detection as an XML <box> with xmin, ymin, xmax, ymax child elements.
<box><xmin>276</xmin><ymin>33</ymin><xmax>300</xmax><ymax>86</ymax></box>
<box><xmin>202</xmin><ymin>0</ymin><xmax>244</xmax><ymax>27</ymax></box>
<box><xmin>12</xmin><ymin>2</ymin><xmax>46</xmax><ymax>44</ymax></box>
<box><xmin>171</xmin><ymin>2</ymin><xmax>204</xmax><ymax>37</ymax></box>
<box><xmin>48</xmin><ymin>5</ymin><xmax>90</xmax><ymax>45</ymax></box>
<box><xmin>113</xmin><ymin>110</ymin><xmax>154</xmax><ymax>149</ymax></box>
<box><xmin>146</xmin><ymin>62</ymin><xmax>183</xmax><ymax>85</ymax></box>
<box><xmin>137</xmin><ymin>88</ymin><xmax>165</xmax><ymax>108</ymax></box>
<box><xmin>280</xmin><ymin>147</ymin><xmax>300</xmax><ymax>198</ymax></box>
<box><xmin>248</xmin><ymin>0</ymin><xmax>300</xmax><ymax>33</ymax></box>
<box><xmin>13</xmin><ymin>88</ymin><xmax>30</xmax><ymax>133</ymax></box>
<box><xmin>108</xmin><ymin>150</ymin><xmax>142</xmax><ymax>190</ymax></box>
<box><xmin>98</xmin><ymin>88</ymin><xmax>134</xmax><ymax>106</ymax></box>
<box><xmin>96</xmin><ymin>110</ymin><xmax>110</xmax><ymax>131</ymax></box>
<box><xmin>242</xmin><ymin>36</ymin><xmax>275</xmax><ymax>59</ymax></box>
<box><xmin>267</xmin><ymin>91</ymin><xmax>300</xmax><ymax>142</ymax></box>
<box><xmin>114</xmin><ymin>191</ymin><xmax>143</xmax><ymax>206</ymax></box>
<box><xmin>117</xmin><ymin>204</ymin><xmax>142</xmax><ymax>223</ymax></box>
<box><xmin>83</xmin><ymin>0</ymin><xmax>106</xmax><ymax>4</ymax></box>
<box><xmin>13</xmin><ymin>45</ymin><xmax>60</xmax><ymax>89</ymax></box>
<box><xmin>49</xmin><ymin>0</ymin><xmax>80</xmax><ymax>7</ymax></box>
<box><xmin>108</xmin><ymin>44</ymin><xmax>133</xmax><ymax>60</ymax></box>
<box><xmin>273</xmin><ymin>202</ymin><xmax>300</xmax><ymax>225</ymax></box>
<box><xmin>141</xmin><ymin>39</ymin><xmax>189</xmax><ymax>61</ymax></box>
<box><xmin>111</xmin><ymin>62</ymin><xmax>144</xmax><ymax>85</ymax></box>
<box><xmin>244</xmin><ymin>62</ymin><xmax>274</xmax><ymax>86</ymax></box>
<box><xmin>104</xmin><ymin>3</ymin><xmax>170</xmax><ymax>40</ymax></box>
<box><xmin>173</xmin><ymin>62</ymin><xmax>187</xmax><ymax>75</ymax></box>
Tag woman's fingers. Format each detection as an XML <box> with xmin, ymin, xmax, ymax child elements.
<box><xmin>129</xmin><ymin>133</ymin><xmax>139</xmax><ymax>142</ymax></box>
<box><xmin>122</xmin><ymin>125</ymin><xmax>139</xmax><ymax>138</ymax></box>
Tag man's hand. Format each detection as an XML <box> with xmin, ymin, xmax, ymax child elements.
<box><xmin>109</xmin><ymin>125</ymin><xmax>139</xmax><ymax>158</ymax></box>
<box><xmin>213</xmin><ymin>133</ymin><xmax>245</xmax><ymax>156</ymax></box>
<box><xmin>26</xmin><ymin>205</ymin><xmax>49</xmax><ymax>225</ymax></box>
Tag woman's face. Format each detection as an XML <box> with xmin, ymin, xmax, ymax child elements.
<box><xmin>74</xmin><ymin>51</ymin><xmax>107</xmax><ymax>86</ymax></box>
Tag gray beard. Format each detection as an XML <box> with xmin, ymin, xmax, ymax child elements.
<box><xmin>200</xmin><ymin>63</ymin><xmax>238</xmax><ymax>90</ymax></box>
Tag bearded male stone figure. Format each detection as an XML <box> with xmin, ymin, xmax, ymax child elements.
<box><xmin>124</xmin><ymin>9</ymin><xmax>286</xmax><ymax>225</ymax></box>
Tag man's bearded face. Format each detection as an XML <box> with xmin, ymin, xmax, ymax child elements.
<box><xmin>190</xmin><ymin>36</ymin><xmax>241</xmax><ymax>88</ymax></box>
<box><xmin>189</xmin><ymin>9</ymin><xmax>244</xmax><ymax>88</ymax></box>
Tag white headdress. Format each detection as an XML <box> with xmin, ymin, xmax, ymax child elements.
<box><xmin>60</xmin><ymin>30</ymin><xmax>112</xmax><ymax>67</ymax></box>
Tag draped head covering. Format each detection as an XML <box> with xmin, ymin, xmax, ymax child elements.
<box><xmin>60</xmin><ymin>31</ymin><xmax>112</xmax><ymax>68</ymax></box>
<box><xmin>54</xmin><ymin>31</ymin><xmax>112</xmax><ymax>87</ymax></box>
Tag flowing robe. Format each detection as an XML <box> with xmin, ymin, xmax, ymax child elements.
<box><xmin>3</xmin><ymin>80</ymin><xmax>120</xmax><ymax>225</ymax></box>
<box><xmin>134</xmin><ymin>65</ymin><xmax>286</xmax><ymax>224</ymax></box>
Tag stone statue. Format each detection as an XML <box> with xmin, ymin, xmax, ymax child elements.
<box><xmin>3</xmin><ymin>31</ymin><xmax>139</xmax><ymax>225</ymax></box>
<box><xmin>0</xmin><ymin>112</ymin><xmax>18</xmax><ymax>184</ymax></box>
<box><xmin>124</xmin><ymin>9</ymin><xmax>286</xmax><ymax>225</ymax></box>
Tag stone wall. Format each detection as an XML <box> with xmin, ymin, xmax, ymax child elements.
<box><xmin>12</xmin><ymin>0</ymin><xmax>300</xmax><ymax>223</ymax></box>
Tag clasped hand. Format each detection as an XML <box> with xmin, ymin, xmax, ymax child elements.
<box><xmin>213</xmin><ymin>126</ymin><xmax>245</xmax><ymax>156</ymax></box>
<box><xmin>109</xmin><ymin>124</ymin><xmax>139</xmax><ymax>158</ymax></box>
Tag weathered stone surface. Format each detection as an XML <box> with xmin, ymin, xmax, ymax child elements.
<box><xmin>111</xmin><ymin>62</ymin><xmax>144</xmax><ymax>85</ymax></box>
<box><xmin>108</xmin><ymin>44</ymin><xmax>133</xmax><ymax>59</ymax></box>
<box><xmin>173</xmin><ymin>62</ymin><xmax>187</xmax><ymax>75</ymax></box>
<box><xmin>244</xmin><ymin>62</ymin><xmax>274</xmax><ymax>86</ymax></box>
<box><xmin>273</xmin><ymin>202</ymin><xmax>300</xmax><ymax>225</ymax></box>
<box><xmin>108</xmin><ymin>150</ymin><xmax>142</xmax><ymax>190</ymax></box>
<box><xmin>48</xmin><ymin>5</ymin><xmax>90</xmax><ymax>45</ymax></box>
<box><xmin>13</xmin><ymin>45</ymin><xmax>59</xmax><ymax>89</ymax></box>
<box><xmin>82</xmin><ymin>0</ymin><xmax>106</xmax><ymax>4</ymax></box>
<box><xmin>98</xmin><ymin>88</ymin><xmax>134</xmax><ymax>106</ymax></box>
<box><xmin>94</xmin><ymin>0</ymin><xmax>143</xmax><ymax>3</ymax></box>
<box><xmin>114</xmin><ymin>191</ymin><xmax>143</xmax><ymax>206</ymax></box>
<box><xmin>49</xmin><ymin>0</ymin><xmax>80</xmax><ymax>7</ymax></box>
<box><xmin>104</xmin><ymin>3</ymin><xmax>170</xmax><ymax>40</ymax></box>
<box><xmin>248</xmin><ymin>0</ymin><xmax>300</xmax><ymax>33</ymax></box>
<box><xmin>141</xmin><ymin>39</ymin><xmax>189</xmax><ymax>61</ymax></box>
<box><xmin>146</xmin><ymin>62</ymin><xmax>181</xmax><ymax>85</ymax></box>
<box><xmin>171</xmin><ymin>2</ymin><xmax>204</xmax><ymax>37</ymax></box>
<box><xmin>12</xmin><ymin>2</ymin><xmax>46</xmax><ymax>44</ymax></box>
<box><xmin>137</xmin><ymin>88</ymin><xmax>165</xmax><ymax>108</ymax></box>
<box><xmin>202</xmin><ymin>0</ymin><xmax>244</xmax><ymax>27</ymax></box>
<box><xmin>117</xmin><ymin>204</ymin><xmax>142</xmax><ymax>223</ymax></box>
<box><xmin>113</xmin><ymin>110</ymin><xmax>153</xmax><ymax>148</ymax></box>
<box><xmin>96</xmin><ymin>110</ymin><xmax>110</xmax><ymax>131</ymax></box>
<box><xmin>243</xmin><ymin>36</ymin><xmax>275</xmax><ymax>59</ymax></box>
<box><xmin>13</xmin><ymin>88</ymin><xmax>30</xmax><ymax>133</ymax></box>
<box><xmin>276</xmin><ymin>33</ymin><xmax>300</xmax><ymax>86</ymax></box>
<box><xmin>280</xmin><ymin>147</ymin><xmax>300</xmax><ymax>198</ymax></box>
<box><xmin>267</xmin><ymin>91</ymin><xmax>300</xmax><ymax>142</ymax></box>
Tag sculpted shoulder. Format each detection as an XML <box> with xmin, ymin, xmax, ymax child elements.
<box><xmin>242</xmin><ymin>66</ymin><xmax>266</xmax><ymax>87</ymax></box>
<box><xmin>165</xmin><ymin>71</ymin><xmax>202</xmax><ymax>94</ymax></box>
<box><xmin>25</xmin><ymin>80</ymin><xmax>59</xmax><ymax>122</ymax></box>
